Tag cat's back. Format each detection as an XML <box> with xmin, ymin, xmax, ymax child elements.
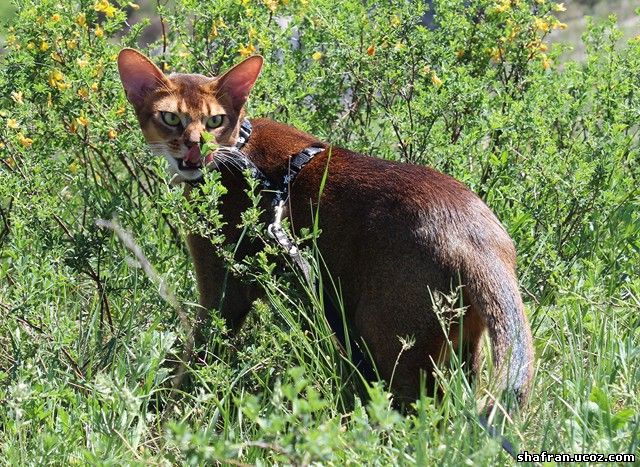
<box><xmin>293</xmin><ymin>141</ymin><xmax>515</xmax><ymax>266</ymax></box>
<box><xmin>301</xmin><ymin>143</ymin><xmax>494</xmax><ymax>228</ymax></box>
<box><xmin>249</xmin><ymin>118</ymin><xmax>510</xmax><ymax>251</ymax></box>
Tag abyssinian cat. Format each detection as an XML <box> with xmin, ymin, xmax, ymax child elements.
<box><xmin>117</xmin><ymin>48</ymin><xmax>534</xmax><ymax>408</ymax></box>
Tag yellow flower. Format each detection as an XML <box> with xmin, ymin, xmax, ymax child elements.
<box><xmin>69</xmin><ymin>121</ymin><xmax>78</xmax><ymax>134</ymax></box>
<box><xmin>238</xmin><ymin>43</ymin><xmax>256</xmax><ymax>57</ymax></box>
<box><xmin>7</xmin><ymin>119</ymin><xmax>20</xmax><ymax>129</ymax></box>
<box><xmin>554</xmin><ymin>22</ymin><xmax>568</xmax><ymax>30</ymax></box>
<box><xmin>490</xmin><ymin>47</ymin><xmax>504</xmax><ymax>61</ymax></box>
<box><xmin>263</xmin><ymin>0</ymin><xmax>278</xmax><ymax>12</ymax></box>
<box><xmin>108</xmin><ymin>129</ymin><xmax>117</xmax><ymax>139</ymax></box>
<box><xmin>10</xmin><ymin>91</ymin><xmax>24</xmax><ymax>105</ymax></box>
<box><xmin>431</xmin><ymin>72</ymin><xmax>443</xmax><ymax>87</ymax></box>
<box><xmin>506</xmin><ymin>26</ymin><xmax>520</xmax><ymax>42</ymax></box>
<box><xmin>128</xmin><ymin>2</ymin><xmax>140</xmax><ymax>10</ymax></box>
<box><xmin>66</xmin><ymin>40</ymin><xmax>77</xmax><ymax>49</ymax></box>
<box><xmin>48</xmin><ymin>69</ymin><xmax>71</xmax><ymax>91</ymax></box>
<box><xmin>40</xmin><ymin>40</ymin><xmax>50</xmax><ymax>52</ymax></box>
<box><xmin>552</xmin><ymin>2</ymin><xmax>566</xmax><ymax>12</ymax></box>
<box><xmin>116</xmin><ymin>106</ymin><xmax>126</xmax><ymax>115</ymax></box>
<box><xmin>51</xmin><ymin>52</ymin><xmax>63</xmax><ymax>63</ymax></box>
<box><xmin>538</xmin><ymin>43</ymin><xmax>548</xmax><ymax>52</ymax></box>
<box><xmin>94</xmin><ymin>0</ymin><xmax>117</xmax><ymax>18</ymax></box>
<box><xmin>76</xmin><ymin>115</ymin><xmax>89</xmax><ymax>127</ymax></box>
<box><xmin>493</xmin><ymin>0</ymin><xmax>510</xmax><ymax>13</ymax></box>
<box><xmin>390</xmin><ymin>15</ymin><xmax>401</xmax><ymax>27</ymax></box>
<box><xmin>51</xmin><ymin>13</ymin><xmax>61</xmax><ymax>22</ymax></box>
<box><xmin>77</xmin><ymin>57</ymin><xmax>89</xmax><ymax>68</ymax></box>
<box><xmin>534</xmin><ymin>18</ymin><xmax>550</xmax><ymax>33</ymax></box>
<box><xmin>76</xmin><ymin>13</ymin><xmax>87</xmax><ymax>27</ymax></box>
<box><xmin>77</xmin><ymin>88</ymin><xmax>89</xmax><ymax>99</ymax></box>
<box><xmin>95</xmin><ymin>25</ymin><xmax>104</xmax><ymax>38</ymax></box>
<box><xmin>541</xmin><ymin>54</ymin><xmax>552</xmax><ymax>70</ymax></box>
<box><xmin>94</xmin><ymin>64</ymin><xmax>105</xmax><ymax>77</ymax></box>
<box><xmin>69</xmin><ymin>162</ymin><xmax>80</xmax><ymax>174</ymax></box>
<box><xmin>91</xmin><ymin>82</ymin><xmax>99</xmax><ymax>92</ymax></box>
<box><xmin>312</xmin><ymin>51</ymin><xmax>323</xmax><ymax>61</ymax></box>
<box><xmin>17</xmin><ymin>133</ymin><xmax>33</xmax><ymax>148</ymax></box>
<box><xmin>209</xmin><ymin>18</ymin><xmax>226</xmax><ymax>38</ymax></box>
<box><xmin>27</xmin><ymin>42</ymin><xmax>35</xmax><ymax>50</ymax></box>
<box><xmin>366</xmin><ymin>44</ymin><xmax>376</xmax><ymax>56</ymax></box>
<box><xmin>163</xmin><ymin>62</ymin><xmax>171</xmax><ymax>71</ymax></box>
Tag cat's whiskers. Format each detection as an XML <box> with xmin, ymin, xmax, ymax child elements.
<box><xmin>209</xmin><ymin>152</ymin><xmax>244</xmax><ymax>178</ymax></box>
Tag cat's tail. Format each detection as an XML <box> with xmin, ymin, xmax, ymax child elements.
<box><xmin>465</xmin><ymin>247</ymin><xmax>534</xmax><ymax>410</ymax></box>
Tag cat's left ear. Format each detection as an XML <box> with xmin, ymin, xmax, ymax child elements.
<box><xmin>117</xmin><ymin>48</ymin><xmax>168</xmax><ymax>107</ymax></box>
<box><xmin>215</xmin><ymin>55</ymin><xmax>264</xmax><ymax>110</ymax></box>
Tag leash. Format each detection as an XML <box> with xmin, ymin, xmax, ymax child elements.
<box><xmin>266</xmin><ymin>145</ymin><xmax>325</xmax><ymax>284</ymax></box>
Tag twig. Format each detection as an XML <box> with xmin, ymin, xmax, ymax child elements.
<box><xmin>156</xmin><ymin>0</ymin><xmax>168</xmax><ymax>69</ymax></box>
<box><xmin>53</xmin><ymin>213</ymin><xmax>114</xmax><ymax>331</ymax></box>
<box><xmin>14</xmin><ymin>315</ymin><xmax>85</xmax><ymax>381</ymax></box>
<box><xmin>95</xmin><ymin>218</ymin><xmax>194</xmax><ymax>417</ymax></box>
<box><xmin>0</xmin><ymin>197</ymin><xmax>13</xmax><ymax>244</ymax></box>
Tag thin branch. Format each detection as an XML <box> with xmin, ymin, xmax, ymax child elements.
<box><xmin>95</xmin><ymin>218</ymin><xmax>194</xmax><ymax>416</ymax></box>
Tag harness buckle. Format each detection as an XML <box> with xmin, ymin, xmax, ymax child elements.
<box><xmin>267</xmin><ymin>199</ymin><xmax>286</xmax><ymax>240</ymax></box>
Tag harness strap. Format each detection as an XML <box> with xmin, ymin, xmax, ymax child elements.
<box><xmin>267</xmin><ymin>145</ymin><xmax>324</xmax><ymax>282</ymax></box>
<box><xmin>236</xmin><ymin>119</ymin><xmax>252</xmax><ymax>150</ymax></box>
<box><xmin>276</xmin><ymin>145</ymin><xmax>325</xmax><ymax>202</ymax></box>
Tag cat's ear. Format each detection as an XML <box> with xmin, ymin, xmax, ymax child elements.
<box><xmin>117</xmin><ymin>48</ymin><xmax>168</xmax><ymax>107</ymax></box>
<box><xmin>216</xmin><ymin>55</ymin><xmax>263</xmax><ymax>110</ymax></box>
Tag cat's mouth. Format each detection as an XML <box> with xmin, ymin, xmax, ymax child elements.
<box><xmin>173</xmin><ymin>157</ymin><xmax>202</xmax><ymax>171</ymax></box>
<box><xmin>172</xmin><ymin>152</ymin><xmax>216</xmax><ymax>171</ymax></box>
<box><xmin>171</xmin><ymin>144</ymin><xmax>217</xmax><ymax>172</ymax></box>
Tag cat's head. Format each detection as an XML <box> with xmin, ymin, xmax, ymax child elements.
<box><xmin>117</xmin><ymin>48</ymin><xmax>263</xmax><ymax>182</ymax></box>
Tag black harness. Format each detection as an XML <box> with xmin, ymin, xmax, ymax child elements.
<box><xmin>191</xmin><ymin>119</ymin><xmax>324</xmax><ymax>206</ymax></box>
<box><xmin>188</xmin><ymin>119</ymin><xmax>376</xmax><ymax>381</ymax></box>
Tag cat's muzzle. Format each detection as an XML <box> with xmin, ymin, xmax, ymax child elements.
<box><xmin>173</xmin><ymin>157</ymin><xmax>202</xmax><ymax>171</ymax></box>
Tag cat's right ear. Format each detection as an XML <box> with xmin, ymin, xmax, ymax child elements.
<box><xmin>117</xmin><ymin>48</ymin><xmax>167</xmax><ymax>107</ymax></box>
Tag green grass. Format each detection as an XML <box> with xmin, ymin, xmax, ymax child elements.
<box><xmin>1</xmin><ymin>0</ymin><xmax>639</xmax><ymax>464</ymax></box>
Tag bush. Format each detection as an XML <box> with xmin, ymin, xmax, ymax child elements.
<box><xmin>0</xmin><ymin>0</ymin><xmax>638</xmax><ymax>464</ymax></box>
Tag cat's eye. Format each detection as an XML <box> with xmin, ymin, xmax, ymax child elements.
<box><xmin>206</xmin><ymin>115</ymin><xmax>224</xmax><ymax>129</ymax></box>
<box><xmin>160</xmin><ymin>111</ymin><xmax>181</xmax><ymax>127</ymax></box>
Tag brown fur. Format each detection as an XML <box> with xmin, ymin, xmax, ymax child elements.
<box><xmin>118</xmin><ymin>49</ymin><xmax>534</xmax><ymax>408</ymax></box>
